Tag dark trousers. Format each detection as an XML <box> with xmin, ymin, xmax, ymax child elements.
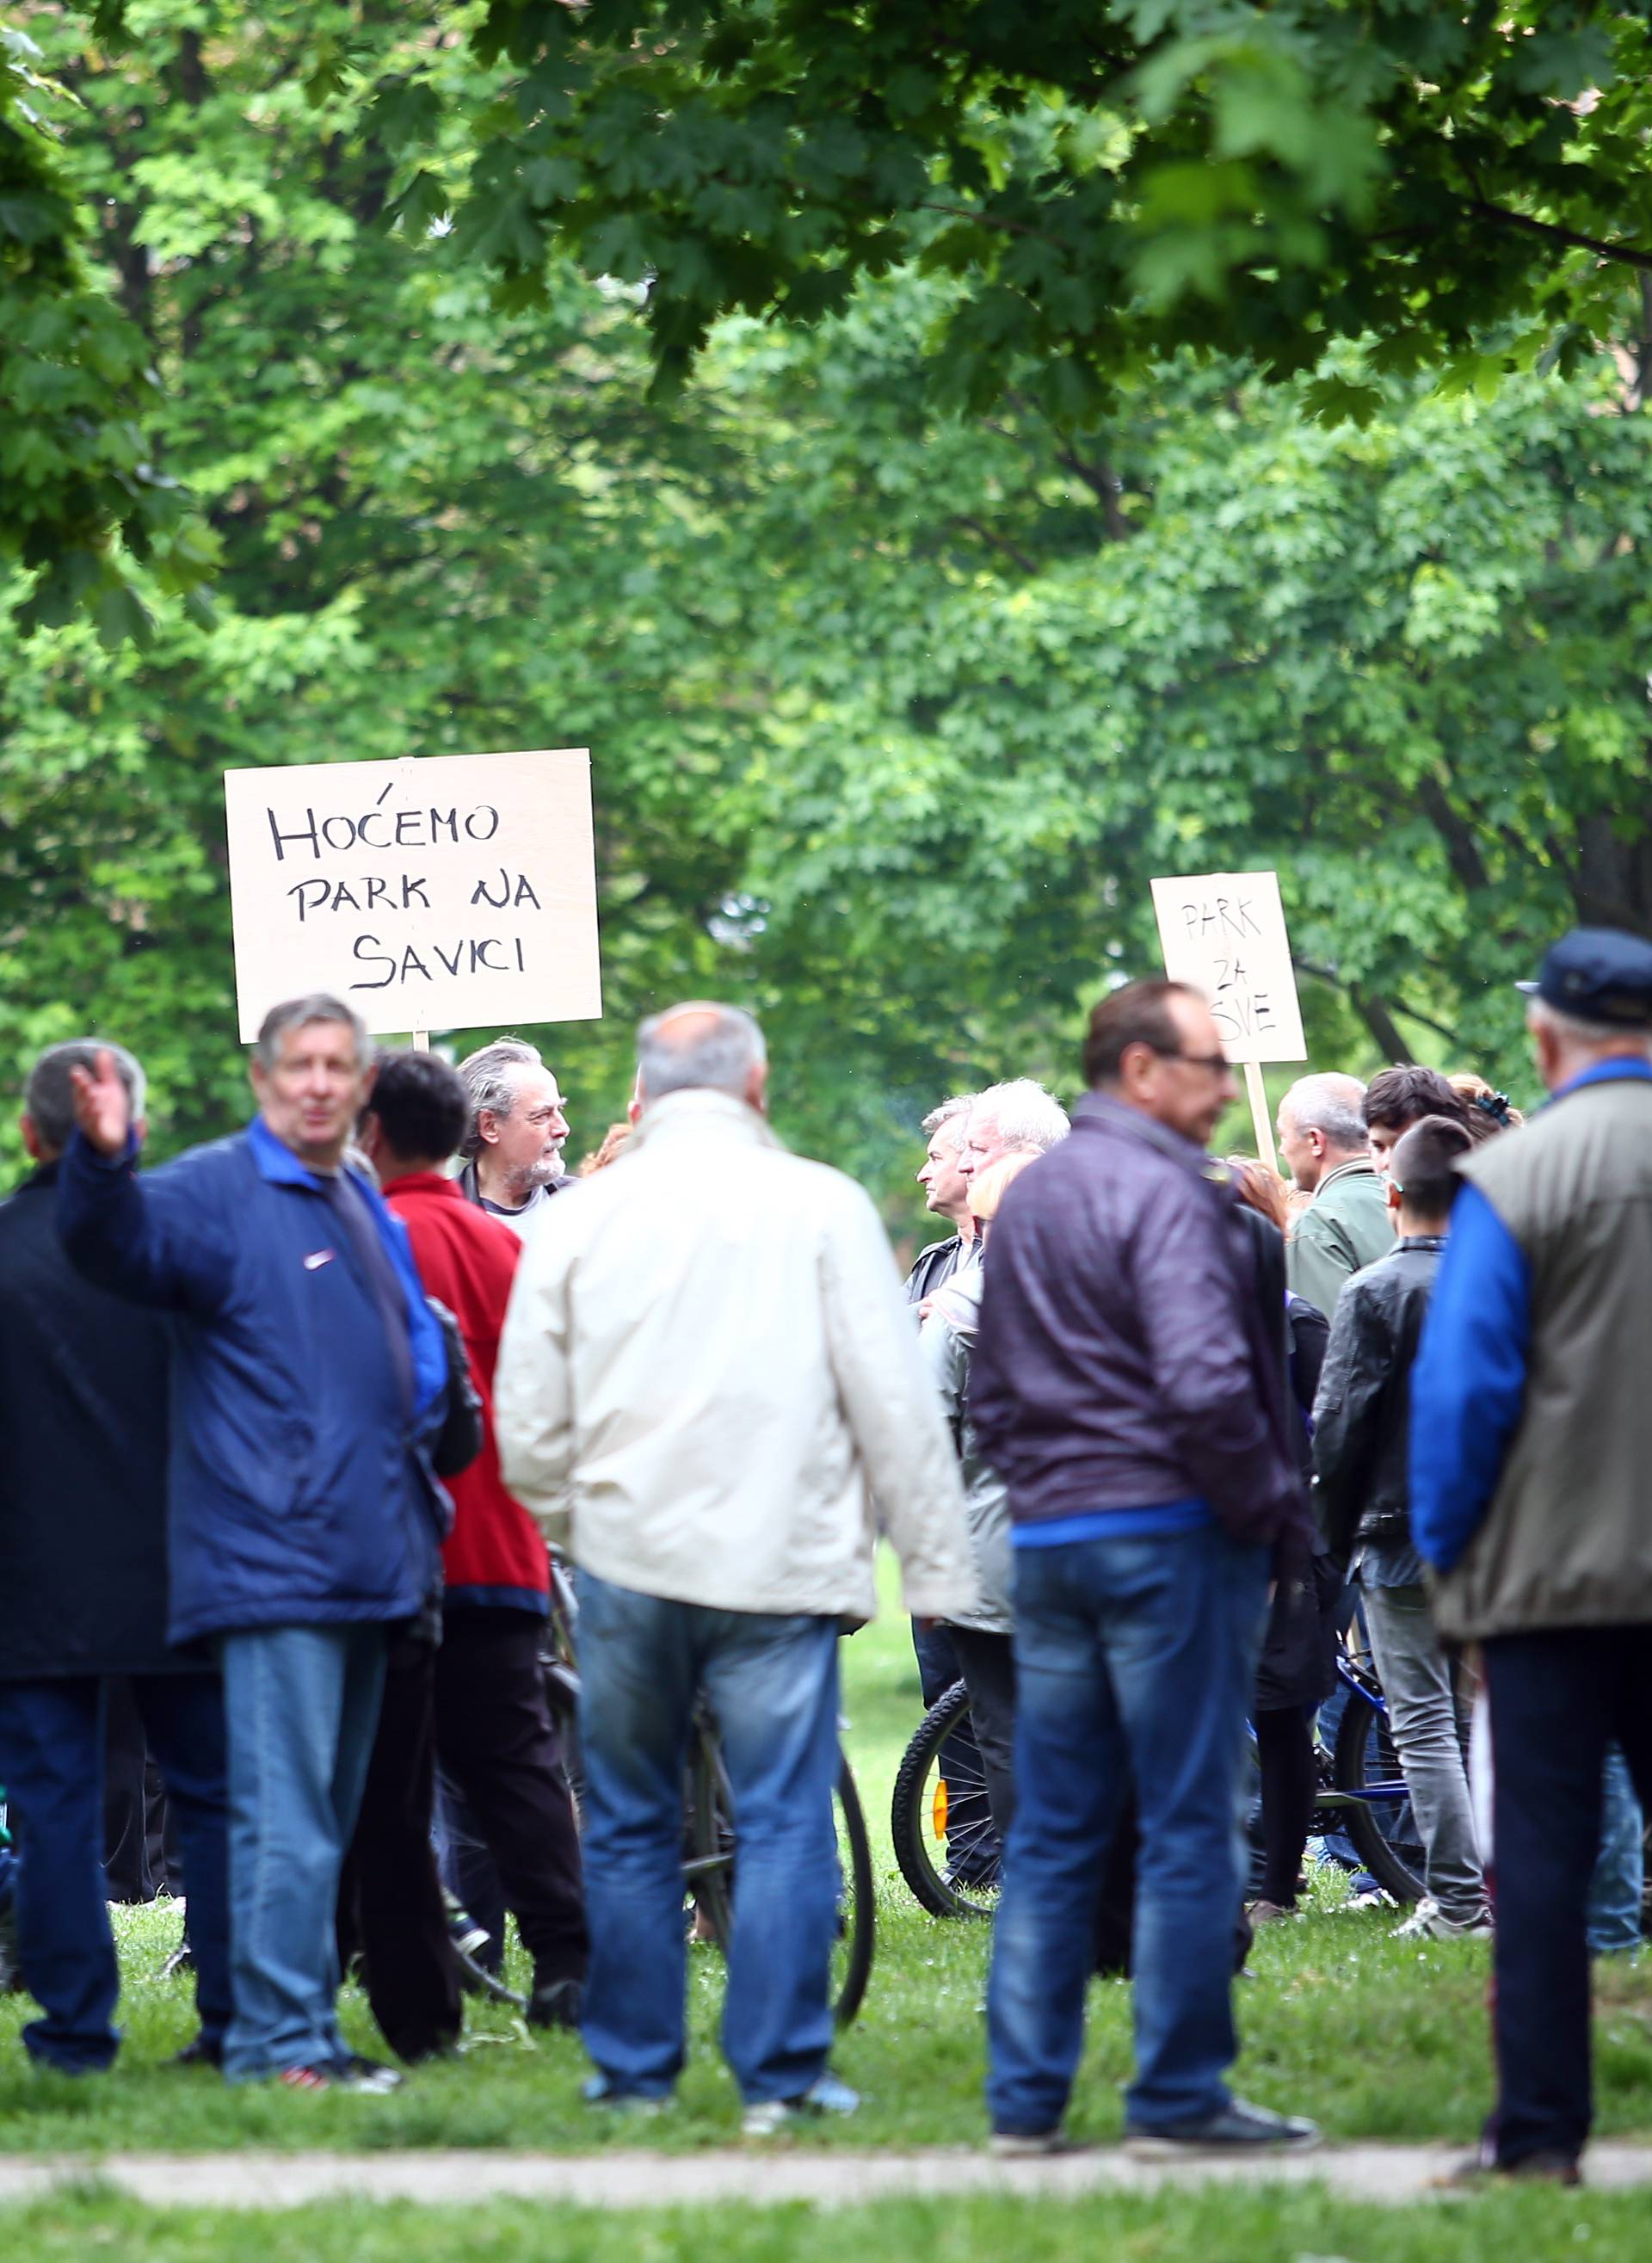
<box><xmin>948</xmin><ymin>1625</ymin><xmax>1018</xmax><ymax>1839</ymax></box>
<box><xmin>913</xmin><ymin>1617</ymin><xmax>999</xmax><ymax>1878</ymax></box>
<box><xmin>1254</xmin><ymin>1704</ymin><xmax>1317</xmax><ymax>1908</ymax></box>
<box><xmin>103</xmin><ymin>1674</ymin><xmax>170</xmax><ymax>1902</ymax></box>
<box><xmin>1482</xmin><ymin>1624</ymin><xmax>1652</xmax><ymax>2167</ymax></box>
<box><xmin>0</xmin><ymin>1671</ymin><xmax>230</xmax><ymax>2071</ymax></box>
<box><xmin>435</xmin><ymin>1608</ymin><xmax>587</xmax><ymax>1987</ymax></box>
<box><xmin>339</xmin><ymin>1630</ymin><xmax>461</xmax><ymax>2063</ymax></box>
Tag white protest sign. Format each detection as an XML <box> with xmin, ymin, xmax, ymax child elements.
<box><xmin>223</xmin><ymin>748</ymin><xmax>601</xmax><ymax>1041</ymax></box>
<box><xmin>1150</xmin><ymin>869</ymin><xmax>1306</xmax><ymax>1064</ymax></box>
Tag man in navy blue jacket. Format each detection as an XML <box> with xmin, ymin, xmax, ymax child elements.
<box><xmin>59</xmin><ymin>995</ymin><xmax>449</xmax><ymax>2092</ymax></box>
<box><xmin>971</xmin><ymin>978</ymin><xmax>1316</xmax><ymax>2159</ymax></box>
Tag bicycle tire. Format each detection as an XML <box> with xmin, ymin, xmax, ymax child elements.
<box><xmin>891</xmin><ymin>1679</ymin><xmax>1000</xmax><ymax>1920</ymax></box>
<box><xmin>831</xmin><ymin>1755</ymin><xmax>875</xmax><ymax>2027</ymax></box>
<box><xmin>684</xmin><ymin>1730</ymin><xmax>873</xmax><ymax>2029</ymax></box>
<box><xmin>1332</xmin><ymin>1685</ymin><xmax>1425</xmax><ymax>1904</ymax></box>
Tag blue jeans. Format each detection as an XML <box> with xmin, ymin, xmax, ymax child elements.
<box><xmin>0</xmin><ymin>1671</ymin><xmax>230</xmax><ymax>2072</ymax></box>
<box><xmin>576</xmin><ymin>1572</ymin><xmax>840</xmax><ymax>2104</ymax></box>
<box><xmin>219</xmin><ymin>1625</ymin><xmax>385</xmax><ymax>2081</ymax></box>
<box><xmin>1587</xmin><ymin>1746</ymin><xmax>1644</xmax><ymax>1956</ymax></box>
<box><xmin>987</xmin><ymin>1524</ymin><xmax>1268</xmax><ymax>2136</ymax></box>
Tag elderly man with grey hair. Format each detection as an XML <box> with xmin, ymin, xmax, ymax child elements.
<box><xmin>496</xmin><ymin>1000</ymin><xmax>975</xmax><ymax>2132</ymax></box>
<box><xmin>455</xmin><ymin>1035</ymin><xmax>570</xmax><ymax>1240</ymax></box>
<box><xmin>57</xmin><ymin>995</ymin><xmax>451</xmax><ymax>2093</ymax></box>
<box><xmin>1276</xmin><ymin>1071</ymin><xmax>1391</xmax><ymax>1317</ymax></box>
<box><xmin>906</xmin><ymin>1092</ymin><xmax>979</xmax><ymax>1306</ymax></box>
<box><xmin>958</xmin><ymin>1078</ymin><xmax>1070</xmax><ymax>1193</ymax></box>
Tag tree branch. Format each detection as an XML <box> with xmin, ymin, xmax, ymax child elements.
<box><xmin>1463</xmin><ymin>198</ymin><xmax>1652</xmax><ymax>276</ymax></box>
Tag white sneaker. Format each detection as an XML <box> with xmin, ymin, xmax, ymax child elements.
<box><xmin>1393</xmin><ymin>1896</ymin><xmax>1492</xmax><ymax>1940</ymax></box>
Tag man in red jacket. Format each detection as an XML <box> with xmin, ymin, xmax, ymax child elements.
<box><xmin>358</xmin><ymin>1050</ymin><xmax>587</xmax><ymax>2038</ymax></box>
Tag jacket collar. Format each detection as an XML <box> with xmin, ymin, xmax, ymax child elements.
<box><xmin>382</xmin><ymin>1170</ymin><xmax>462</xmax><ymax>1200</ymax></box>
<box><xmin>630</xmin><ymin>1088</ymin><xmax>783</xmax><ymax>1152</ymax></box>
<box><xmin>246</xmin><ymin>1114</ymin><xmax>370</xmax><ymax>1197</ymax></box>
<box><xmin>1071</xmin><ymin>1090</ymin><xmax>1220</xmax><ymax>1180</ymax></box>
<box><xmin>1394</xmin><ymin>1234</ymin><xmax>1447</xmax><ymax>1254</ymax></box>
<box><xmin>1551</xmin><ymin>1057</ymin><xmax>1652</xmax><ymax>1103</ymax></box>
<box><xmin>1311</xmin><ymin>1155</ymin><xmax>1378</xmax><ymax>1202</ymax></box>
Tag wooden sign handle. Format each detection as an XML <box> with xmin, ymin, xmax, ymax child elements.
<box><xmin>1243</xmin><ymin>1059</ymin><xmax>1277</xmax><ymax>1176</ymax></box>
<box><xmin>411</xmin><ymin>1030</ymin><xmax>430</xmax><ymax>1053</ymax></box>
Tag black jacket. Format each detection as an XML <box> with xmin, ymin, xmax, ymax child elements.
<box><xmin>904</xmin><ymin>1231</ymin><xmax>970</xmax><ymax>1306</ymax></box>
<box><xmin>0</xmin><ymin>1163</ymin><xmax>199</xmax><ymax>1678</ymax></box>
<box><xmin>970</xmin><ymin>1097</ymin><xmax>1304</xmax><ymax>1545</ymax></box>
<box><xmin>1311</xmin><ymin>1236</ymin><xmax>1446</xmax><ymax>1565</ymax></box>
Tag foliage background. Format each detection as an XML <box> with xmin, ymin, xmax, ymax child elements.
<box><xmin>3</xmin><ymin>4</ymin><xmax>1651</xmax><ymax>1230</ymax></box>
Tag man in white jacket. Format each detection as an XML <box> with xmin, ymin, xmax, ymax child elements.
<box><xmin>496</xmin><ymin>1002</ymin><xmax>975</xmax><ymax>2130</ymax></box>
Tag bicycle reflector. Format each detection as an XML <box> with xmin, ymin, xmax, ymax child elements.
<box><xmin>932</xmin><ymin>1780</ymin><xmax>949</xmax><ymax>1840</ymax></box>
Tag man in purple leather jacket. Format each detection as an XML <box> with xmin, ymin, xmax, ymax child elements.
<box><xmin>971</xmin><ymin>978</ymin><xmax>1317</xmax><ymax>2159</ymax></box>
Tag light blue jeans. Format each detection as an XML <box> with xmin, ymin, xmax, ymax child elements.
<box><xmin>1587</xmin><ymin>1745</ymin><xmax>1644</xmax><ymax>1956</ymax></box>
<box><xmin>219</xmin><ymin>1624</ymin><xmax>386</xmax><ymax>2081</ymax></box>
<box><xmin>987</xmin><ymin>1523</ymin><xmax>1268</xmax><ymax>2137</ymax></box>
<box><xmin>575</xmin><ymin>1572</ymin><xmax>840</xmax><ymax>2104</ymax></box>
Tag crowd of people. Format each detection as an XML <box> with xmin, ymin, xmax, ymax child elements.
<box><xmin>0</xmin><ymin>929</ymin><xmax>1645</xmax><ymax>2180</ymax></box>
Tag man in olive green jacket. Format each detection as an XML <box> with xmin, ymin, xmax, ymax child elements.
<box><xmin>1277</xmin><ymin>1073</ymin><xmax>1391</xmax><ymax>1316</ymax></box>
<box><xmin>1412</xmin><ymin>927</ymin><xmax>1652</xmax><ymax>2186</ymax></box>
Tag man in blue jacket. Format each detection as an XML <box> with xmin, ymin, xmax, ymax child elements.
<box><xmin>1412</xmin><ymin>928</ymin><xmax>1652</xmax><ymax>2185</ymax></box>
<box><xmin>59</xmin><ymin>995</ymin><xmax>449</xmax><ymax>2091</ymax></box>
<box><xmin>971</xmin><ymin>977</ymin><xmax>1316</xmax><ymax>2159</ymax></box>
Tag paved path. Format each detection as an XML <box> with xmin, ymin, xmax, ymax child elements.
<box><xmin>3</xmin><ymin>2143</ymin><xmax>1651</xmax><ymax>2209</ymax></box>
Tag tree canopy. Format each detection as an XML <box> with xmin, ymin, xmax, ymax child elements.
<box><xmin>10</xmin><ymin>2</ymin><xmax>1652</xmax><ymax>631</ymax></box>
<box><xmin>450</xmin><ymin>0</ymin><xmax>1652</xmax><ymax>424</ymax></box>
<box><xmin>3</xmin><ymin>3</ymin><xmax>1650</xmax><ymax>1225</ymax></box>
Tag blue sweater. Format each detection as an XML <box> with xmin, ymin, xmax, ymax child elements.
<box><xmin>58</xmin><ymin>1118</ymin><xmax>449</xmax><ymax>1645</ymax></box>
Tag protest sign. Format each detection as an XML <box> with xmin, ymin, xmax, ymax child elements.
<box><xmin>223</xmin><ymin>749</ymin><xmax>601</xmax><ymax>1042</ymax></box>
<box><xmin>1150</xmin><ymin>869</ymin><xmax>1306</xmax><ymax>1168</ymax></box>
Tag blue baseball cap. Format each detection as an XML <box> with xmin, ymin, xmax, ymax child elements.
<box><xmin>1516</xmin><ymin>926</ymin><xmax>1652</xmax><ymax>1027</ymax></box>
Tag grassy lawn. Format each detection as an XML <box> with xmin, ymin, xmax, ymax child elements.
<box><xmin>12</xmin><ymin>2187</ymin><xmax>1652</xmax><ymax>2263</ymax></box>
<box><xmin>0</xmin><ymin>1551</ymin><xmax>1647</xmax><ymax>2182</ymax></box>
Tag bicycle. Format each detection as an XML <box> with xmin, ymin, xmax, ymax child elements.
<box><xmin>530</xmin><ymin>1556</ymin><xmax>875</xmax><ymax>2026</ymax></box>
<box><xmin>891</xmin><ymin>1645</ymin><xmax>1432</xmax><ymax>1921</ymax></box>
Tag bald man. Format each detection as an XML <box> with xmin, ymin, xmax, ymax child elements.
<box><xmin>495</xmin><ymin>1000</ymin><xmax>973</xmax><ymax>2133</ymax></box>
<box><xmin>1276</xmin><ymin>1072</ymin><xmax>1391</xmax><ymax>1317</ymax></box>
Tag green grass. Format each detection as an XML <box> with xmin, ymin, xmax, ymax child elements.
<box><xmin>10</xmin><ymin>2187</ymin><xmax>1652</xmax><ymax>2262</ymax></box>
<box><xmin>0</xmin><ymin>1551</ymin><xmax>1646</xmax><ymax>2167</ymax></box>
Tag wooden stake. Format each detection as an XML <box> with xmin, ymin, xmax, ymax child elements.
<box><xmin>1244</xmin><ymin>1059</ymin><xmax>1277</xmax><ymax>1175</ymax></box>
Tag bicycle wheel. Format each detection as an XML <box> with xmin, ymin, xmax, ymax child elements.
<box><xmin>891</xmin><ymin>1679</ymin><xmax>1001</xmax><ymax>1920</ymax></box>
<box><xmin>1332</xmin><ymin>1685</ymin><xmax>1426</xmax><ymax>1904</ymax></box>
<box><xmin>684</xmin><ymin>1730</ymin><xmax>874</xmax><ymax>2028</ymax></box>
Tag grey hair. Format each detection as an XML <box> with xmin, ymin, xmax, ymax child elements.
<box><xmin>255</xmin><ymin>995</ymin><xmax>372</xmax><ymax>1073</ymax></box>
<box><xmin>456</xmin><ymin>1036</ymin><xmax>544</xmax><ymax>1162</ymax></box>
<box><xmin>637</xmin><ymin>1001</ymin><xmax>767</xmax><ymax>1101</ymax></box>
<box><xmin>966</xmin><ymin>1078</ymin><xmax>1069</xmax><ymax>1154</ymax></box>
<box><xmin>1527</xmin><ymin>995</ymin><xmax>1652</xmax><ymax>1053</ymax></box>
<box><xmin>25</xmin><ymin>1039</ymin><xmax>146</xmax><ymax>1156</ymax></box>
<box><xmin>1280</xmin><ymin>1072</ymin><xmax>1369</xmax><ymax>1153</ymax></box>
<box><xmin>922</xmin><ymin>1093</ymin><xmax>978</xmax><ymax>1138</ymax></box>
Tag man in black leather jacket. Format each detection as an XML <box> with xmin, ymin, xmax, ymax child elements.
<box><xmin>1312</xmin><ymin>1113</ymin><xmax>1489</xmax><ymax>1939</ymax></box>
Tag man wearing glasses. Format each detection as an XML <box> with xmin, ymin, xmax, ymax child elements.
<box><xmin>971</xmin><ymin>979</ymin><xmax>1317</xmax><ymax>2161</ymax></box>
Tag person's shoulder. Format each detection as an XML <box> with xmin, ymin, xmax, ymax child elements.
<box><xmin>146</xmin><ymin>1132</ymin><xmax>254</xmax><ymax>1196</ymax></box>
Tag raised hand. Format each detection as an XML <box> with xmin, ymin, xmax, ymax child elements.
<box><xmin>68</xmin><ymin>1049</ymin><xmax>133</xmax><ymax>1158</ymax></box>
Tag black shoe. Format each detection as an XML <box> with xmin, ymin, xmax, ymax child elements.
<box><xmin>1444</xmin><ymin>2147</ymin><xmax>1582</xmax><ymax>2189</ymax></box>
<box><xmin>170</xmin><ymin>2034</ymin><xmax>224</xmax><ymax>2069</ymax></box>
<box><xmin>527</xmin><ymin>1976</ymin><xmax>583</xmax><ymax>2032</ymax></box>
<box><xmin>1125</xmin><ymin>2097</ymin><xmax>1320</xmax><ymax>2157</ymax></box>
